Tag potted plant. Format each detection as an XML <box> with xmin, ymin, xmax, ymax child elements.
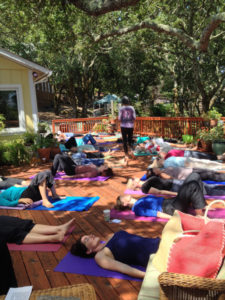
<box><xmin>33</xmin><ymin>134</ymin><xmax>52</xmax><ymax>162</ymax></box>
<box><xmin>182</xmin><ymin>134</ymin><xmax>194</xmax><ymax>147</ymax></box>
<box><xmin>197</xmin><ymin>123</ymin><xmax>224</xmax><ymax>153</ymax></box>
<box><xmin>202</xmin><ymin>108</ymin><xmax>222</xmax><ymax>128</ymax></box>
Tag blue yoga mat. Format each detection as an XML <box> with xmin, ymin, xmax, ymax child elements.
<box><xmin>54</xmin><ymin>252</ymin><xmax>144</xmax><ymax>281</ymax></box>
<box><xmin>204</xmin><ymin>180</ymin><xmax>225</xmax><ymax>185</ymax></box>
<box><xmin>31</xmin><ymin>196</ymin><xmax>99</xmax><ymax>211</ymax></box>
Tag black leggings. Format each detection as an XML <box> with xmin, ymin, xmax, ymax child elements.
<box><xmin>185</xmin><ymin>150</ymin><xmax>217</xmax><ymax>161</ymax></box>
<box><xmin>64</xmin><ymin>137</ymin><xmax>77</xmax><ymax>149</ymax></box>
<box><xmin>193</xmin><ymin>168</ymin><xmax>225</xmax><ymax>181</ymax></box>
<box><xmin>121</xmin><ymin>127</ymin><xmax>134</xmax><ymax>154</ymax></box>
<box><xmin>0</xmin><ymin>241</ymin><xmax>17</xmax><ymax>294</ymax></box>
<box><xmin>51</xmin><ymin>154</ymin><xmax>76</xmax><ymax>176</ymax></box>
<box><xmin>162</xmin><ymin>173</ymin><xmax>206</xmax><ymax>215</ymax></box>
<box><xmin>20</xmin><ymin>170</ymin><xmax>54</xmax><ymax>202</ymax></box>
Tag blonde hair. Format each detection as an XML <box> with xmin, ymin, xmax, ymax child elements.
<box><xmin>114</xmin><ymin>196</ymin><xmax>130</xmax><ymax>211</ymax></box>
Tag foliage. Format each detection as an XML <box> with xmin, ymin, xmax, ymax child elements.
<box><xmin>92</xmin><ymin>119</ymin><xmax>110</xmax><ymax>132</ymax></box>
<box><xmin>0</xmin><ymin>114</ymin><xmax>5</xmax><ymax>132</ymax></box>
<box><xmin>182</xmin><ymin>134</ymin><xmax>193</xmax><ymax>144</ymax></box>
<box><xmin>0</xmin><ymin>0</ymin><xmax>224</xmax><ymax>117</ymax></box>
<box><xmin>201</xmin><ymin>108</ymin><xmax>222</xmax><ymax>120</ymax></box>
<box><xmin>32</xmin><ymin>134</ymin><xmax>58</xmax><ymax>150</ymax></box>
<box><xmin>38</xmin><ymin>122</ymin><xmax>50</xmax><ymax>133</ymax></box>
<box><xmin>0</xmin><ymin>140</ymin><xmax>30</xmax><ymax>166</ymax></box>
<box><xmin>22</xmin><ymin>131</ymin><xmax>37</xmax><ymax>145</ymax></box>
<box><xmin>197</xmin><ymin>124</ymin><xmax>224</xmax><ymax>142</ymax></box>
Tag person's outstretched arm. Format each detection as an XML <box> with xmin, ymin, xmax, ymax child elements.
<box><xmin>95</xmin><ymin>249</ymin><xmax>145</xmax><ymax>278</ymax></box>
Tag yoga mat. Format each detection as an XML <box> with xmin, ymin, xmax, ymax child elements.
<box><xmin>204</xmin><ymin>180</ymin><xmax>225</xmax><ymax>185</ymax></box>
<box><xmin>0</xmin><ymin>200</ymin><xmax>43</xmax><ymax>210</ymax></box>
<box><xmin>133</xmin><ymin>152</ymin><xmax>156</xmax><ymax>157</ymax></box>
<box><xmin>31</xmin><ymin>196</ymin><xmax>99</xmax><ymax>211</ymax></box>
<box><xmin>125</xmin><ymin>189</ymin><xmax>225</xmax><ymax>200</ymax></box>
<box><xmin>7</xmin><ymin>225</ymin><xmax>75</xmax><ymax>252</ymax></box>
<box><xmin>54</xmin><ymin>252</ymin><xmax>144</xmax><ymax>281</ymax></box>
<box><xmin>110</xmin><ymin>209</ymin><xmax>168</xmax><ymax>222</ymax></box>
<box><xmin>55</xmin><ymin>172</ymin><xmax>110</xmax><ymax>181</ymax></box>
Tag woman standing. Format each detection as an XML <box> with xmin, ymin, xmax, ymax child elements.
<box><xmin>118</xmin><ymin>96</ymin><xmax>136</xmax><ymax>159</ymax></box>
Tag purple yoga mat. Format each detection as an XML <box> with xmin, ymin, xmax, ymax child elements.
<box><xmin>0</xmin><ymin>200</ymin><xmax>43</xmax><ymax>210</ymax></box>
<box><xmin>7</xmin><ymin>225</ymin><xmax>75</xmax><ymax>252</ymax></box>
<box><xmin>54</xmin><ymin>252</ymin><xmax>144</xmax><ymax>281</ymax></box>
<box><xmin>54</xmin><ymin>172</ymin><xmax>110</xmax><ymax>181</ymax></box>
<box><xmin>110</xmin><ymin>209</ymin><xmax>168</xmax><ymax>222</ymax></box>
<box><xmin>125</xmin><ymin>189</ymin><xmax>225</xmax><ymax>200</ymax></box>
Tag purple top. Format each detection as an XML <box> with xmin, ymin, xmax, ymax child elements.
<box><xmin>118</xmin><ymin>106</ymin><xmax>136</xmax><ymax>128</ymax></box>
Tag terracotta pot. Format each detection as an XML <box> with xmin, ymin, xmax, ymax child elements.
<box><xmin>199</xmin><ymin>140</ymin><xmax>212</xmax><ymax>152</ymax></box>
<box><xmin>210</xmin><ymin>119</ymin><xmax>218</xmax><ymax>127</ymax></box>
<box><xmin>37</xmin><ymin>148</ymin><xmax>51</xmax><ymax>162</ymax></box>
<box><xmin>50</xmin><ymin>147</ymin><xmax>61</xmax><ymax>159</ymax></box>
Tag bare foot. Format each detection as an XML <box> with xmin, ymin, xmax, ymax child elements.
<box><xmin>42</xmin><ymin>200</ymin><xmax>54</xmax><ymax>208</ymax></box>
<box><xmin>59</xmin><ymin>218</ymin><xmax>76</xmax><ymax>235</ymax></box>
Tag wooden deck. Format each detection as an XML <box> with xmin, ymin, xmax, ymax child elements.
<box><xmin>2</xmin><ymin>148</ymin><xmax>165</xmax><ymax>300</ymax></box>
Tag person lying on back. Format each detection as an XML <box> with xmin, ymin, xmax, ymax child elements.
<box><xmin>71</xmin><ymin>230</ymin><xmax>160</xmax><ymax>278</ymax></box>
<box><xmin>51</xmin><ymin>154</ymin><xmax>114</xmax><ymax>178</ymax></box>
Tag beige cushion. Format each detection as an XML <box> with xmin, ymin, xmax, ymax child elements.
<box><xmin>138</xmin><ymin>254</ymin><xmax>161</xmax><ymax>300</ymax></box>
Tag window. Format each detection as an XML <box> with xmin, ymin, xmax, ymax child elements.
<box><xmin>0</xmin><ymin>85</ymin><xmax>25</xmax><ymax>133</ymax></box>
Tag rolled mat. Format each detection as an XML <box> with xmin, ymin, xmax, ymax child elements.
<box><xmin>54</xmin><ymin>252</ymin><xmax>144</xmax><ymax>281</ymax></box>
<box><xmin>7</xmin><ymin>225</ymin><xmax>75</xmax><ymax>252</ymax></box>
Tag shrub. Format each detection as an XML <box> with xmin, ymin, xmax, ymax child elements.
<box><xmin>0</xmin><ymin>140</ymin><xmax>30</xmax><ymax>166</ymax></box>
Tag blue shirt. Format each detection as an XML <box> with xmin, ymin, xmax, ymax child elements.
<box><xmin>132</xmin><ymin>195</ymin><xmax>164</xmax><ymax>217</ymax></box>
<box><xmin>163</xmin><ymin>156</ymin><xmax>186</xmax><ymax>168</ymax></box>
<box><xmin>0</xmin><ymin>186</ymin><xmax>27</xmax><ymax>207</ymax></box>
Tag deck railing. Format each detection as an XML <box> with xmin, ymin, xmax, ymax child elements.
<box><xmin>52</xmin><ymin>116</ymin><xmax>218</xmax><ymax>139</ymax></box>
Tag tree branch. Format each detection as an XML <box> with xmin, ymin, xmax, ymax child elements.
<box><xmin>94</xmin><ymin>20</ymin><xmax>197</xmax><ymax>50</ymax></box>
<box><xmin>199</xmin><ymin>12</ymin><xmax>225</xmax><ymax>52</ymax></box>
<box><xmin>68</xmin><ymin>0</ymin><xmax>140</xmax><ymax>16</ymax></box>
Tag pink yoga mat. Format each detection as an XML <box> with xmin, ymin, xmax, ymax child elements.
<box><xmin>7</xmin><ymin>225</ymin><xmax>75</xmax><ymax>252</ymax></box>
<box><xmin>110</xmin><ymin>209</ymin><xmax>168</xmax><ymax>222</ymax></box>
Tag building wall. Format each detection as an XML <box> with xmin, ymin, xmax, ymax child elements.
<box><xmin>0</xmin><ymin>56</ymin><xmax>35</xmax><ymax>132</ymax></box>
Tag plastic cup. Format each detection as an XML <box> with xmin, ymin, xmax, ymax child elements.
<box><xmin>103</xmin><ymin>209</ymin><xmax>110</xmax><ymax>222</ymax></box>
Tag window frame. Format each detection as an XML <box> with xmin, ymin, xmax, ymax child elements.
<box><xmin>0</xmin><ymin>84</ymin><xmax>26</xmax><ymax>133</ymax></box>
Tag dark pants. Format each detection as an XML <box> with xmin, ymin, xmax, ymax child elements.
<box><xmin>193</xmin><ymin>168</ymin><xmax>225</xmax><ymax>181</ymax></box>
<box><xmin>162</xmin><ymin>173</ymin><xmax>206</xmax><ymax>215</ymax></box>
<box><xmin>64</xmin><ymin>137</ymin><xmax>77</xmax><ymax>149</ymax></box>
<box><xmin>0</xmin><ymin>241</ymin><xmax>17</xmax><ymax>294</ymax></box>
<box><xmin>184</xmin><ymin>150</ymin><xmax>217</xmax><ymax>161</ymax></box>
<box><xmin>20</xmin><ymin>170</ymin><xmax>54</xmax><ymax>202</ymax></box>
<box><xmin>51</xmin><ymin>154</ymin><xmax>76</xmax><ymax>176</ymax></box>
<box><xmin>0</xmin><ymin>177</ymin><xmax>23</xmax><ymax>189</ymax></box>
<box><xmin>121</xmin><ymin>127</ymin><xmax>134</xmax><ymax>154</ymax></box>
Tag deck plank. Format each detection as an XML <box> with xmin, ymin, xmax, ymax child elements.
<box><xmin>2</xmin><ymin>149</ymin><xmax>164</xmax><ymax>299</ymax></box>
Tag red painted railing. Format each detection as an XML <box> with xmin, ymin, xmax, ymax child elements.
<box><xmin>52</xmin><ymin>116</ymin><xmax>210</xmax><ymax>139</ymax></box>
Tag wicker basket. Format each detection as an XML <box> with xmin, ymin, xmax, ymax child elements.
<box><xmin>0</xmin><ymin>283</ymin><xmax>96</xmax><ymax>300</ymax></box>
<box><xmin>159</xmin><ymin>272</ymin><xmax>225</xmax><ymax>300</ymax></box>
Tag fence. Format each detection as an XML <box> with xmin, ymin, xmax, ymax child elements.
<box><xmin>52</xmin><ymin>116</ymin><xmax>213</xmax><ymax>139</ymax></box>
